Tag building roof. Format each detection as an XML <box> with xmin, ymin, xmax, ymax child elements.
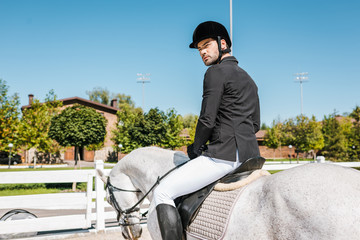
<box><xmin>335</xmin><ymin>116</ymin><xmax>356</xmax><ymax>123</ymax></box>
<box><xmin>256</xmin><ymin>130</ymin><xmax>266</xmax><ymax>140</ymax></box>
<box><xmin>21</xmin><ymin>96</ymin><xmax>119</xmax><ymax>114</ymax></box>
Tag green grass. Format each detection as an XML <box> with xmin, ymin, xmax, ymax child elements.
<box><xmin>265</xmin><ymin>158</ymin><xmax>310</xmax><ymax>162</ymax></box>
<box><xmin>0</xmin><ymin>188</ymin><xmax>62</xmax><ymax>196</ymax></box>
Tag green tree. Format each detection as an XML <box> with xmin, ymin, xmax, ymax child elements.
<box><xmin>86</xmin><ymin>87</ymin><xmax>110</xmax><ymax>105</ymax></box>
<box><xmin>283</xmin><ymin>115</ymin><xmax>324</xmax><ymax>160</ymax></box>
<box><xmin>181</xmin><ymin>114</ymin><xmax>198</xmax><ymax>142</ymax></box>
<box><xmin>86</xmin><ymin>87</ymin><xmax>137</xmax><ymax>110</ymax></box>
<box><xmin>349</xmin><ymin>106</ymin><xmax>360</xmax><ymax>160</ymax></box>
<box><xmin>112</xmin><ymin>108</ymin><xmax>185</xmax><ymax>153</ymax></box>
<box><xmin>264</xmin><ymin>120</ymin><xmax>282</xmax><ymax>159</ymax></box>
<box><xmin>113</xmin><ymin>93</ymin><xmax>136</xmax><ymax>109</ymax></box>
<box><xmin>112</xmin><ymin>105</ymin><xmax>144</xmax><ymax>153</ymax></box>
<box><xmin>48</xmin><ymin>104</ymin><xmax>107</xmax><ymax>165</ymax></box>
<box><xmin>19</xmin><ymin>90</ymin><xmax>63</xmax><ymax>163</ymax></box>
<box><xmin>162</xmin><ymin>109</ymin><xmax>185</xmax><ymax>149</ymax></box>
<box><xmin>321</xmin><ymin>112</ymin><xmax>352</xmax><ymax>161</ymax></box>
<box><xmin>141</xmin><ymin>108</ymin><xmax>168</xmax><ymax>146</ymax></box>
<box><xmin>0</xmin><ymin>79</ymin><xmax>20</xmax><ymax>152</ymax></box>
<box><xmin>260</xmin><ymin>123</ymin><xmax>269</xmax><ymax>130</ymax></box>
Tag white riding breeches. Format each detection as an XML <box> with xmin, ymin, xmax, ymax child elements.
<box><xmin>153</xmin><ymin>155</ymin><xmax>240</xmax><ymax>207</ymax></box>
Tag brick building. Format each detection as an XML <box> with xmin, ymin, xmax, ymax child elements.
<box><xmin>22</xmin><ymin>94</ymin><xmax>119</xmax><ymax>162</ymax></box>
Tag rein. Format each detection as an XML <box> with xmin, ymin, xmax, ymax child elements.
<box><xmin>106</xmin><ymin>160</ymin><xmax>189</xmax><ymax>222</ymax></box>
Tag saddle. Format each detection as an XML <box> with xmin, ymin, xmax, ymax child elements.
<box><xmin>175</xmin><ymin>156</ymin><xmax>265</xmax><ymax>230</ymax></box>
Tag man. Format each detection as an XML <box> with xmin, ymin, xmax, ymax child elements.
<box><xmin>153</xmin><ymin>21</ymin><xmax>260</xmax><ymax>240</ymax></box>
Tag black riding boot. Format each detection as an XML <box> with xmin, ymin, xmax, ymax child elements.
<box><xmin>156</xmin><ymin>204</ymin><xmax>183</xmax><ymax>240</ymax></box>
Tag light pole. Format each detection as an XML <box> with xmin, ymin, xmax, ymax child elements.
<box><xmin>8</xmin><ymin>143</ymin><xmax>13</xmax><ymax>169</ymax></box>
<box><xmin>136</xmin><ymin>73</ymin><xmax>151</xmax><ymax>111</ymax></box>
<box><xmin>288</xmin><ymin>145</ymin><xmax>292</xmax><ymax>164</ymax></box>
<box><xmin>294</xmin><ymin>72</ymin><xmax>309</xmax><ymax>115</ymax></box>
<box><xmin>118</xmin><ymin>144</ymin><xmax>123</xmax><ymax>161</ymax></box>
<box><xmin>230</xmin><ymin>0</ymin><xmax>233</xmax><ymax>54</ymax></box>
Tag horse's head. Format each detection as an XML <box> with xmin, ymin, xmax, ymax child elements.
<box><xmin>98</xmin><ymin>169</ymin><xmax>143</xmax><ymax>239</ymax></box>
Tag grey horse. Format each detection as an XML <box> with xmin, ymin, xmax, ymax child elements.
<box><xmin>98</xmin><ymin>146</ymin><xmax>360</xmax><ymax>240</ymax></box>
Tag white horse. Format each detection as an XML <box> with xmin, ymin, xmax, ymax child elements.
<box><xmin>98</xmin><ymin>146</ymin><xmax>360</xmax><ymax>240</ymax></box>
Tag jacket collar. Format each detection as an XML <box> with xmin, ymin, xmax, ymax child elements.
<box><xmin>219</xmin><ymin>56</ymin><xmax>238</xmax><ymax>64</ymax></box>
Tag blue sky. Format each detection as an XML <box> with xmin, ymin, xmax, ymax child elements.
<box><xmin>1</xmin><ymin>0</ymin><xmax>359</xmax><ymax>126</ymax></box>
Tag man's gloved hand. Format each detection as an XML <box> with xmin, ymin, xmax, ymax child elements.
<box><xmin>187</xmin><ymin>144</ymin><xmax>198</xmax><ymax>160</ymax></box>
<box><xmin>187</xmin><ymin>144</ymin><xmax>207</xmax><ymax>160</ymax></box>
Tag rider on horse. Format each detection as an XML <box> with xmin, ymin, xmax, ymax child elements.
<box><xmin>153</xmin><ymin>21</ymin><xmax>261</xmax><ymax>240</ymax></box>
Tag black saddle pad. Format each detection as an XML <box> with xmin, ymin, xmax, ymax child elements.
<box><xmin>175</xmin><ymin>156</ymin><xmax>265</xmax><ymax>229</ymax></box>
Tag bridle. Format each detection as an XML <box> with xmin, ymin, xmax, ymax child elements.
<box><xmin>105</xmin><ymin>177</ymin><xmax>145</xmax><ymax>239</ymax></box>
<box><xmin>105</xmin><ymin>160</ymin><xmax>189</xmax><ymax>228</ymax></box>
<box><xmin>106</xmin><ymin>177</ymin><xmax>143</xmax><ymax>224</ymax></box>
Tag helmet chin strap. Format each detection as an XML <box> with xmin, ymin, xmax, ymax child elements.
<box><xmin>216</xmin><ymin>36</ymin><xmax>231</xmax><ymax>64</ymax></box>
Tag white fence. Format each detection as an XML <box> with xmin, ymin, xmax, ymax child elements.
<box><xmin>0</xmin><ymin>160</ymin><xmax>116</xmax><ymax>235</ymax></box>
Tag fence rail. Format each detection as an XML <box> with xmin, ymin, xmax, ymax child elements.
<box><xmin>0</xmin><ymin>160</ymin><xmax>112</xmax><ymax>235</ymax></box>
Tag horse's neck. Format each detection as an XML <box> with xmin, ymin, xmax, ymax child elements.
<box><xmin>117</xmin><ymin>147</ymin><xmax>189</xmax><ymax>200</ymax></box>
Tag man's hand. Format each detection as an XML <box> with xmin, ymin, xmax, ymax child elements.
<box><xmin>187</xmin><ymin>144</ymin><xmax>207</xmax><ymax>160</ymax></box>
<box><xmin>187</xmin><ymin>144</ymin><xmax>198</xmax><ymax>160</ymax></box>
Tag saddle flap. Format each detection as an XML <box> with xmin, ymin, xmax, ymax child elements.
<box><xmin>231</xmin><ymin>156</ymin><xmax>266</xmax><ymax>174</ymax></box>
<box><xmin>176</xmin><ymin>156</ymin><xmax>265</xmax><ymax>230</ymax></box>
<box><xmin>176</xmin><ymin>182</ymin><xmax>216</xmax><ymax>229</ymax></box>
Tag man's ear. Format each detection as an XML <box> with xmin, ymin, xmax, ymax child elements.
<box><xmin>220</xmin><ymin>39</ymin><xmax>228</xmax><ymax>50</ymax></box>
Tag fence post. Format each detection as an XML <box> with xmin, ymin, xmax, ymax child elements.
<box><xmin>85</xmin><ymin>173</ymin><xmax>93</xmax><ymax>228</ymax></box>
<box><xmin>95</xmin><ymin>160</ymin><xmax>105</xmax><ymax>232</ymax></box>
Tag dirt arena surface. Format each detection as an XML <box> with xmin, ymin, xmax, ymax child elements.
<box><xmin>16</xmin><ymin>226</ymin><xmax>152</xmax><ymax>240</ymax></box>
<box><xmin>60</xmin><ymin>228</ymin><xmax>152</xmax><ymax>240</ymax></box>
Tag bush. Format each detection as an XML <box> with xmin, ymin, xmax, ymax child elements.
<box><xmin>0</xmin><ymin>182</ymin><xmax>88</xmax><ymax>192</ymax></box>
<box><xmin>0</xmin><ymin>183</ymin><xmax>46</xmax><ymax>190</ymax></box>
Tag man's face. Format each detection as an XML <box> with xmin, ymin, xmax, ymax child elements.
<box><xmin>197</xmin><ymin>38</ymin><xmax>219</xmax><ymax>66</ymax></box>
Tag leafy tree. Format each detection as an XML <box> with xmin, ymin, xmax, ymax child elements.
<box><xmin>86</xmin><ymin>87</ymin><xmax>110</xmax><ymax>105</ymax></box>
<box><xmin>141</xmin><ymin>108</ymin><xmax>168</xmax><ymax>146</ymax></box>
<box><xmin>86</xmin><ymin>87</ymin><xmax>137</xmax><ymax>110</ymax></box>
<box><xmin>264</xmin><ymin>120</ymin><xmax>283</xmax><ymax>159</ymax></box>
<box><xmin>321</xmin><ymin>112</ymin><xmax>352</xmax><ymax>161</ymax></box>
<box><xmin>181</xmin><ymin>114</ymin><xmax>198</xmax><ymax>128</ymax></box>
<box><xmin>349</xmin><ymin>106</ymin><xmax>360</xmax><ymax>160</ymax></box>
<box><xmin>112</xmin><ymin>105</ymin><xmax>144</xmax><ymax>153</ymax></box>
<box><xmin>162</xmin><ymin>109</ymin><xmax>185</xmax><ymax>149</ymax></box>
<box><xmin>0</xmin><ymin>79</ymin><xmax>20</xmax><ymax>152</ymax></box>
<box><xmin>282</xmin><ymin>118</ymin><xmax>296</xmax><ymax>146</ymax></box>
<box><xmin>113</xmin><ymin>93</ymin><xmax>136</xmax><ymax>109</ymax></box>
<box><xmin>48</xmin><ymin>104</ymin><xmax>107</xmax><ymax>165</ymax></box>
<box><xmin>181</xmin><ymin>114</ymin><xmax>198</xmax><ymax>142</ymax></box>
<box><xmin>19</xmin><ymin>90</ymin><xmax>63</xmax><ymax>163</ymax></box>
<box><xmin>260</xmin><ymin>123</ymin><xmax>269</xmax><ymax>130</ymax></box>
<box><xmin>112</xmin><ymin>108</ymin><xmax>185</xmax><ymax>153</ymax></box>
<box><xmin>283</xmin><ymin>115</ymin><xmax>324</xmax><ymax>160</ymax></box>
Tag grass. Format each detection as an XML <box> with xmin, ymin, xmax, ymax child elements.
<box><xmin>0</xmin><ymin>188</ymin><xmax>62</xmax><ymax>196</ymax></box>
<box><xmin>265</xmin><ymin>158</ymin><xmax>310</xmax><ymax>162</ymax></box>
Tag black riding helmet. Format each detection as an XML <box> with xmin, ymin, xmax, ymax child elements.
<box><xmin>189</xmin><ymin>21</ymin><xmax>232</xmax><ymax>63</ymax></box>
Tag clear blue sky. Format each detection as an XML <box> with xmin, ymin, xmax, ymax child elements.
<box><xmin>1</xmin><ymin>0</ymin><xmax>359</xmax><ymax>126</ymax></box>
